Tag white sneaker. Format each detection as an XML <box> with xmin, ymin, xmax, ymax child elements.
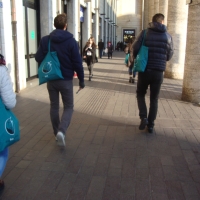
<box><xmin>56</xmin><ymin>132</ymin><xmax>65</xmax><ymax>146</ymax></box>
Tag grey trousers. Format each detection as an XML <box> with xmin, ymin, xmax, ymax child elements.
<box><xmin>47</xmin><ymin>80</ymin><xmax>74</xmax><ymax>136</ymax></box>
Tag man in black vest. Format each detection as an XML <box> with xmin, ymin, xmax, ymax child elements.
<box><xmin>98</xmin><ymin>39</ymin><xmax>104</xmax><ymax>58</ymax></box>
<box><xmin>131</xmin><ymin>13</ymin><xmax>173</xmax><ymax>133</ymax></box>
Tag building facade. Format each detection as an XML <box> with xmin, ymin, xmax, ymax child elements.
<box><xmin>0</xmin><ymin>0</ymin><xmax>117</xmax><ymax>91</ymax></box>
<box><xmin>0</xmin><ymin>0</ymin><xmax>200</xmax><ymax>103</ymax></box>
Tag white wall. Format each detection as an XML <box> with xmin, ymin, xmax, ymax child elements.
<box><xmin>0</xmin><ymin>0</ymin><xmax>13</xmax><ymax>72</ymax></box>
<box><xmin>116</xmin><ymin>0</ymin><xmax>142</xmax><ymax>42</ymax></box>
<box><xmin>16</xmin><ymin>0</ymin><xmax>26</xmax><ymax>90</ymax></box>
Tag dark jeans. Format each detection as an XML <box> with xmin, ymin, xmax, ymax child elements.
<box><xmin>128</xmin><ymin>66</ymin><xmax>136</xmax><ymax>77</ymax></box>
<box><xmin>99</xmin><ymin>49</ymin><xmax>103</xmax><ymax>58</ymax></box>
<box><xmin>86</xmin><ymin>56</ymin><xmax>94</xmax><ymax>75</ymax></box>
<box><xmin>87</xmin><ymin>63</ymin><xmax>94</xmax><ymax>76</ymax></box>
<box><xmin>47</xmin><ymin>80</ymin><xmax>74</xmax><ymax>135</ymax></box>
<box><xmin>0</xmin><ymin>147</ymin><xmax>9</xmax><ymax>177</ymax></box>
<box><xmin>108</xmin><ymin>52</ymin><xmax>112</xmax><ymax>58</ymax></box>
<box><xmin>136</xmin><ymin>71</ymin><xmax>163</xmax><ymax>127</ymax></box>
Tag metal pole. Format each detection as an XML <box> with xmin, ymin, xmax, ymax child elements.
<box><xmin>11</xmin><ymin>0</ymin><xmax>20</xmax><ymax>93</ymax></box>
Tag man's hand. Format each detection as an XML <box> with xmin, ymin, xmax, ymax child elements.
<box><xmin>76</xmin><ymin>82</ymin><xmax>85</xmax><ymax>94</ymax></box>
<box><xmin>79</xmin><ymin>81</ymin><xmax>85</xmax><ymax>89</ymax></box>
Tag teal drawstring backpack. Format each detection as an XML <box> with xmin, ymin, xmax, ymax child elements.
<box><xmin>133</xmin><ymin>30</ymin><xmax>149</xmax><ymax>72</ymax></box>
<box><xmin>0</xmin><ymin>98</ymin><xmax>20</xmax><ymax>152</ymax></box>
<box><xmin>38</xmin><ymin>40</ymin><xmax>64</xmax><ymax>85</ymax></box>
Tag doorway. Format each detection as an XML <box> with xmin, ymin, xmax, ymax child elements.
<box><xmin>23</xmin><ymin>0</ymin><xmax>40</xmax><ymax>80</ymax></box>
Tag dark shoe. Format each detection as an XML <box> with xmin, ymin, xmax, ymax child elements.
<box><xmin>129</xmin><ymin>77</ymin><xmax>132</xmax><ymax>83</ymax></box>
<box><xmin>139</xmin><ymin>118</ymin><xmax>148</xmax><ymax>130</ymax></box>
<box><xmin>148</xmin><ymin>126</ymin><xmax>154</xmax><ymax>134</ymax></box>
<box><xmin>131</xmin><ymin>78</ymin><xmax>135</xmax><ymax>83</ymax></box>
<box><xmin>0</xmin><ymin>180</ymin><xmax>5</xmax><ymax>191</ymax></box>
<box><xmin>89</xmin><ymin>76</ymin><xmax>91</xmax><ymax>81</ymax></box>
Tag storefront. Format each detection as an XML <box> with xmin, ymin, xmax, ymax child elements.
<box><xmin>23</xmin><ymin>0</ymin><xmax>40</xmax><ymax>80</ymax></box>
<box><xmin>123</xmin><ymin>29</ymin><xmax>135</xmax><ymax>44</ymax></box>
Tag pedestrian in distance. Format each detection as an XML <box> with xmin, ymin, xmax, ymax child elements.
<box><xmin>107</xmin><ymin>41</ymin><xmax>113</xmax><ymax>59</ymax></box>
<box><xmin>98</xmin><ymin>39</ymin><xmax>104</xmax><ymax>58</ymax></box>
<box><xmin>131</xmin><ymin>13</ymin><xmax>173</xmax><ymax>133</ymax></box>
<box><xmin>83</xmin><ymin>37</ymin><xmax>96</xmax><ymax>81</ymax></box>
<box><xmin>35</xmin><ymin>13</ymin><xmax>85</xmax><ymax>146</ymax></box>
<box><xmin>124</xmin><ymin>37</ymin><xmax>136</xmax><ymax>83</ymax></box>
<box><xmin>0</xmin><ymin>55</ymin><xmax>16</xmax><ymax>191</ymax></box>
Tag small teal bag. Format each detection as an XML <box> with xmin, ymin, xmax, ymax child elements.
<box><xmin>0</xmin><ymin>98</ymin><xmax>20</xmax><ymax>152</ymax></box>
<box><xmin>38</xmin><ymin>40</ymin><xmax>64</xmax><ymax>85</ymax></box>
<box><xmin>133</xmin><ymin>30</ymin><xmax>148</xmax><ymax>72</ymax></box>
<box><xmin>125</xmin><ymin>53</ymin><xmax>129</xmax><ymax>67</ymax></box>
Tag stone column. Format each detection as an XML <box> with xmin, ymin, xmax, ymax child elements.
<box><xmin>73</xmin><ymin>0</ymin><xmax>79</xmax><ymax>41</ymax></box>
<box><xmin>149</xmin><ymin>0</ymin><xmax>154</xmax><ymax>23</ymax></box>
<box><xmin>165</xmin><ymin>1</ymin><xmax>188</xmax><ymax>79</ymax></box>
<box><xmin>40</xmin><ymin>0</ymin><xmax>53</xmax><ymax>37</ymax></box>
<box><xmin>56</xmin><ymin>0</ymin><xmax>61</xmax><ymax>14</ymax></box>
<box><xmin>105</xmin><ymin>1</ymin><xmax>108</xmax><ymax>46</ymax></box>
<box><xmin>182</xmin><ymin>1</ymin><xmax>200</xmax><ymax>103</ymax></box>
<box><xmin>143</xmin><ymin>0</ymin><xmax>149</xmax><ymax>28</ymax></box>
<box><xmin>82</xmin><ymin>2</ymin><xmax>91</xmax><ymax>46</ymax></box>
<box><xmin>154</xmin><ymin>0</ymin><xmax>159</xmax><ymax>14</ymax></box>
<box><xmin>95</xmin><ymin>0</ymin><xmax>99</xmax><ymax>57</ymax></box>
<box><xmin>86</xmin><ymin>2</ymin><xmax>92</xmax><ymax>39</ymax></box>
<box><xmin>159</xmin><ymin>0</ymin><xmax>168</xmax><ymax>26</ymax></box>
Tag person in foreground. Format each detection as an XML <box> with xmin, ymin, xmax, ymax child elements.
<box><xmin>35</xmin><ymin>14</ymin><xmax>85</xmax><ymax>146</ymax></box>
<box><xmin>131</xmin><ymin>13</ymin><xmax>173</xmax><ymax>133</ymax></box>
<box><xmin>0</xmin><ymin>55</ymin><xmax>16</xmax><ymax>190</ymax></box>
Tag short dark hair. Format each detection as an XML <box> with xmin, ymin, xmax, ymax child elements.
<box><xmin>152</xmin><ymin>13</ymin><xmax>164</xmax><ymax>23</ymax></box>
<box><xmin>54</xmin><ymin>13</ymin><xmax>67</xmax><ymax>29</ymax></box>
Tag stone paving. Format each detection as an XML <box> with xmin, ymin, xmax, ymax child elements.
<box><xmin>1</xmin><ymin>51</ymin><xmax>200</xmax><ymax>200</ymax></box>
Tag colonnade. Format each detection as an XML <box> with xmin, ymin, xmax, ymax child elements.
<box><xmin>143</xmin><ymin>0</ymin><xmax>200</xmax><ymax>103</ymax></box>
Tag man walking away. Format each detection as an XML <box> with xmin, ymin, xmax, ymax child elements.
<box><xmin>131</xmin><ymin>13</ymin><xmax>173</xmax><ymax>133</ymax></box>
<box><xmin>35</xmin><ymin>14</ymin><xmax>85</xmax><ymax>146</ymax></box>
<box><xmin>98</xmin><ymin>39</ymin><xmax>104</xmax><ymax>58</ymax></box>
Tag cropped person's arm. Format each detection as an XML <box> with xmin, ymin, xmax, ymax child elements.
<box><xmin>167</xmin><ymin>36</ymin><xmax>174</xmax><ymax>61</ymax></box>
<box><xmin>0</xmin><ymin>67</ymin><xmax>16</xmax><ymax>109</ymax></box>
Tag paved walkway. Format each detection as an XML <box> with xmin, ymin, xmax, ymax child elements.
<box><xmin>1</xmin><ymin>51</ymin><xmax>200</xmax><ymax>200</ymax></box>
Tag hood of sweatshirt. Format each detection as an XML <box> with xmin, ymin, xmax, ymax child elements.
<box><xmin>148</xmin><ymin>22</ymin><xmax>167</xmax><ymax>33</ymax></box>
<box><xmin>49</xmin><ymin>29</ymin><xmax>73</xmax><ymax>43</ymax></box>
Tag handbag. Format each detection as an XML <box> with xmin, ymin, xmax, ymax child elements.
<box><xmin>38</xmin><ymin>40</ymin><xmax>64</xmax><ymax>85</ymax></box>
<box><xmin>0</xmin><ymin>98</ymin><xmax>20</xmax><ymax>152</ymax></box>
<box><xmin>125</xmin><ymin>53</ymin><xmax>130</xmax><ymax>67</ymax></box>
<box><xmin>133</xmin><ymin>30</ymin><xmax>148</xmax><ymax>72</ymax></box>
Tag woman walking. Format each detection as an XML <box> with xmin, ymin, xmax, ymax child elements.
<box><xmin>83</xmin><ymin>37</ymin><xmax>96</xmax><ymax>81</ymax></box>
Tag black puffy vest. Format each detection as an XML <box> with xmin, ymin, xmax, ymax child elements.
<box><xmin>133</xmin><ymin>22</ymin><xmax>173</xmax><ymax>71</ymax></box>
